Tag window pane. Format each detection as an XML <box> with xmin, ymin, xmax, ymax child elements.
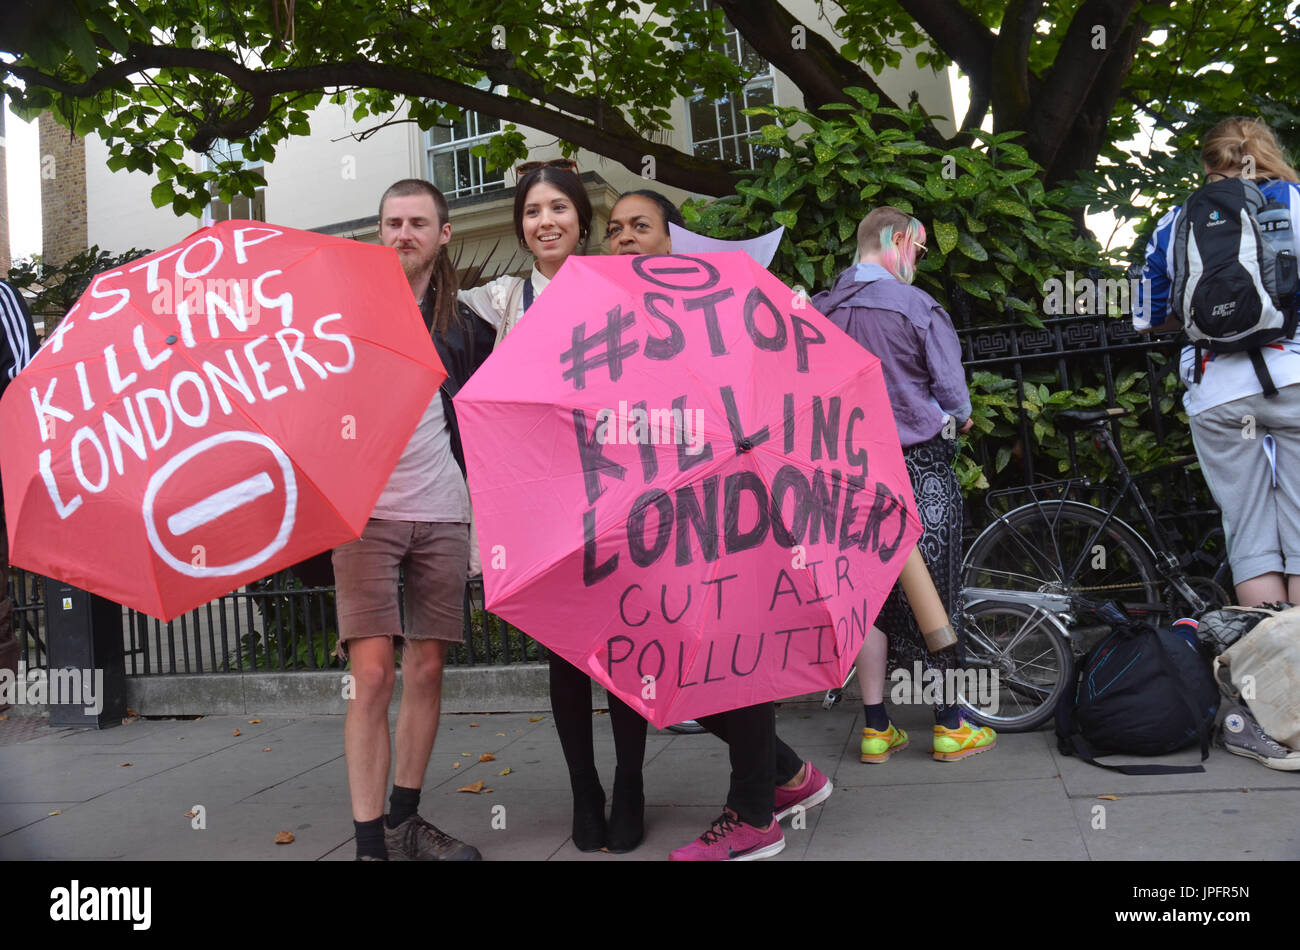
<box><xmin>744</xmin><ymin>81</ymin><xmax>774</xmax><ymax>113</ymax></box>
<box><xmin>430</xmin><ymin>122</ymin><xmax>452</xmax><ymax>146</ymax></box>
<box><xmin>694</xmin><ymin>139</ymin><xmax>721</xmax><ymax>162</ymax></box>
<box><xmin>690</xmin><ymin>95</ymin><xmax>718</xmax><ymax>140</ymax></box>
<box><xmin>432</xmin><ymin>150</ymin><xmax>455</xmax><ymax>191</ymax></box>
<box><xmin>717</xmin><ymin>95</ymin><xmax>736</xmax><ymax>139</ymax></box>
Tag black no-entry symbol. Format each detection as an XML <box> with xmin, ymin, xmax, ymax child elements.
<box><xmin>632</xmin><ymin>255</ymin><xmax>721</xmax><ymax>292</ymax></box>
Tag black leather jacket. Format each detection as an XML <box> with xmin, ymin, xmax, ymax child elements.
<box><xmin>421</xmin><ymin>293</ymin><xmax>497</xmax><ymax>477</ymax></box>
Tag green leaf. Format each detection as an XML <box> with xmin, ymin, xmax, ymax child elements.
<box><xmin>772</xmin><ymin>210</ymin><xmax>798</xmax><ymax>229</ymax></box>
<box><xmin>932</xmin><ymin>219</ymin><xmax>958</xmax><ymax>255</ymax></box>
<box><xmin>956</xmin><ymin>232</ymin><xmax>988</xmax><ymax>262</ymax></box>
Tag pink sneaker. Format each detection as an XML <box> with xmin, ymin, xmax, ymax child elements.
<box><xmin>773</xmin><ymin>762</ymin><xmax>833</xmax><ymax>823</ymax></box>
<box><xmin>670</xmin><ymin>809</ymin><xmax>785</xmax><ymax>861</ymax></box>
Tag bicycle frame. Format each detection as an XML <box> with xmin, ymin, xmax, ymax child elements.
<box><xmin>977</xmin><ymin>425</ymin><xmax>1210</xmax><ymax>616</ymax></box>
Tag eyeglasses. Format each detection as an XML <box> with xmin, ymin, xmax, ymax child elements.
<box><xmin>911</xmin><ymin>238</ymin><xmax>928</xmax><ymax>261</ymax></box>
<box><xmin>516</xmin><ymin>158</ymin><xmax>579</xmax><ymax>177</ymax></box>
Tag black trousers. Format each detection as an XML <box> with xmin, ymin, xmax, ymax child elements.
<box><xmin>696</xmin><ymin>703</ymin><xmax>802</xmax><ymax>828</ymax></box>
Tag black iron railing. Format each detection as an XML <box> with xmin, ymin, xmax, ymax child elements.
<box><xmin>5</xmin><ymin>315</ymin><xmax>1221</xmax><ymax>676</ymax></box>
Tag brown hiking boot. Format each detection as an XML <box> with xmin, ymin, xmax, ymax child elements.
<box><xmin>384</xmin><ymin>814</ymin><xmax>481</xmax><ymax>861</ymax></box>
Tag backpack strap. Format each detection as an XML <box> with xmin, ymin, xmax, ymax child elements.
<box><xmin>1249</xmin><ymin>348</ymin><xmax>1279</xmax><ymax>397</ymax></box>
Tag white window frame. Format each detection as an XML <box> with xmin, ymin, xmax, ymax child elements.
<box><xmin>202</xmin><ymin>140</ymin><xmax>266</xmax><ymax>224</ymax></box>
<box><xmin>685</xmin><ymin>0</ymin><xmax>779</xmax><ymax>169</ymax></box>
<box><xmin>424</xmin><ymin>104</ymin><xmax>507</xmax><ymax>200</ymax></box>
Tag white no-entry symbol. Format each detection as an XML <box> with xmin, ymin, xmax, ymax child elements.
<box><xmin>142</xmin><ymin>431</ymin><xmax>298</xmax><ymax>577</ymax></box>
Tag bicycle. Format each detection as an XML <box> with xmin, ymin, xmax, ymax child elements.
<box><xmin>824</xmin><ymin>406</ymin><xmax>1231</xmax><ymax>733</ymax></box>
<box><xmin>958</xmin><ymin>405</ymin><xmax>1231</xmax><ymax>730</ymax></box>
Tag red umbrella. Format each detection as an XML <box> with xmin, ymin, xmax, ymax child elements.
<box><xmin>0</xmin><ymin>220</ymin><xmax>444</xmax><ymax>620</ymax></box>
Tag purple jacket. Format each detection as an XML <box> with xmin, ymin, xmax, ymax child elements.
<box><xmin>813</xmin><ymin>264</ymin><xmax>970</xmax><ymax>448</ymax></box>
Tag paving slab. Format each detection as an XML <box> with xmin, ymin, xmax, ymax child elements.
<box><xmin>805</xmin><ymin>777</ymin><xmax>1087</xmax><ymax>861</ymax></box>
<box><xmin>1072</xmin><ymin>788</ymin><xmax>1300</xmax><ymax>861</ymax></box>
<box><xmin>0</xmin><ymin>747</ymin><xmax>194</xmax><ymax>803</ymax></box>
<box><xmin>1052</xmin><ymin>742</ymin><xmax>1300</xmax><ymax>796</ymax></box>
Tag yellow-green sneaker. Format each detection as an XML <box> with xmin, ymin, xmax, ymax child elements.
<box><xmin>932</xmin><ymin>716</ymin><xmax>997</xmax><ymax>761</ymax></box>
<box><xmin>860</xmin><ymin>723</ymin><xmax>909</xmax><ymax>763</ymax></box>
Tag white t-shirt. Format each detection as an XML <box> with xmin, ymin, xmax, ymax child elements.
<box><xmin>370</xmin><ymin>359</ymin><xmax>470</xmax><ymax>523</ymax></box>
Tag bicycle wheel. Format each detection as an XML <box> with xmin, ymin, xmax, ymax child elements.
<box><xmin>957</xmin><ymin>599</ymin><xmax>1074</xmax><ymax>732</ymax></box>
<box><xmin>963</xmin><ymin>500</ymin><xmax>1164</xmax><ymax>644</ymax></box>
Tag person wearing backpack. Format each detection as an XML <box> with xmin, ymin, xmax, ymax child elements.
<box><xmin>1135</xmin><ymin>117</ymin><xmax>1300</xmax><ymax>608</ymax></box>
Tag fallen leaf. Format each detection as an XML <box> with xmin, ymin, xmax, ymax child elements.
<box><xmin>118</xmin><ymin>762</ymin><xmax>132</xmax><ymax>768</ymax></box>
<box><xmin>452</xmin><ymin>762</ymin><xmax>461</xmax><ymax>769</ymax></box>
<box><xmin>274</xmin><ymin>831</ymin><xmax>294</xmax><ymax>844</ymax></box>
<box><xmin>1097</xmin><ymin>795</ymin><xmax>1120</xmax><ymax>801</ymax></box>
<box><xmin>0</xmin><ymin>715</ymin><xmax>8</xmax><ymax>720</ymax></box>
<box><xmin>479</xmin><ymin>753</ymin><xmax>495</xmax><ymax>762</ymax></box>
<box><xmin>48</xmin><ymin>810</ymin><xmax>61</xmax><ymax>816</ymax></box>
<box><xmin>498</xmin><ymin>767</ymin><xmax>512</xmax><ymax>776</ymax></box>
<box><xmin>263</xmin><ymin>747</ymin><xmax>271</xmax><ymax>752</ymax></box>
<box><xmin>248</xmin><ymin>719</ymin><xmax>261</xmax><ymax>724</ymax></box>
<box><xmin>461</xmin><ymin>752</ymin><xmax>471</xmax><ymax>757</ymax></box>
<box><xmin>183</xmin><ymin>811</ymin><xmax>196</xmax><ymax>819</ymax></box>
<box><xmin>528</xmin><ymin>716</ymin><xmax>544</xmax><ymax>723</ymax></box>
<box><xmin>126</xmin><ymin>708</ymin><xmax>138</xmax><ymax>717</ymax></box>
<box><xmin>469</xmin><ymin>722</ymin><xmax>479</xmax><ymax>727</ymax></box>
<box><xmin>496</xmin><ymin>732</ymin><xmax>505</xmax><ymax>737</ymax></box>
<box><xmin>1242</xmin><ymin>788</ymin><xmax>1251</xmax><ymax>793</ymax></box>
<box><xmin>457</xmin><ymin>780</ymin><xmax>486</xmax><ymax>794</ymax></box>
<box><xmin>232</xmin><ymin>729</ymin><xmax>241</xmax><ymax>736</ymax></box>
<box><xmin>484</xmin><ymin>789</ymin><xmax>494</xmax><ymax>793</ymax></box>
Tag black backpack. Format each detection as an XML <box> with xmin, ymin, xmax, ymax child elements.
<box><xmin>1170</xmin><ymin>177</ymin><xmax>1299</xmax><ymax>395</ymax></box>
<box><xmin>1056</xmin><ymin>605</ymin><xmax>1220</xmax><ymax>775</ymax></box>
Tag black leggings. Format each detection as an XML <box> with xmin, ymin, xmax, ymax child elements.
<box><xmin>549</xmin><ymin>654</ymin><xmax>647</xmax><ymax>784</ymax></box>
<box><xmin>696</xmin><ymin>703</ymin><xmax>802</xmax><ymax>828</ymax></box>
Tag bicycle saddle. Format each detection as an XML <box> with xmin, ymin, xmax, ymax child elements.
<box><xmin>1055</xmin><ymin>407</ymin><xmax>1129</xmax><ymax>431</ymax></box>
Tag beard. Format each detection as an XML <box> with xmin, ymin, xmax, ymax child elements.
<box><xmin>397</xmin><ymin>244</ymin><xmax>439</xmax><ymax>284</ymax></box>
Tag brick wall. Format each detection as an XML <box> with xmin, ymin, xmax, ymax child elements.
<box><xmin>38</xmin><ymin>112</ymin><xmax>88</xmax><ymax>267</ymax></box>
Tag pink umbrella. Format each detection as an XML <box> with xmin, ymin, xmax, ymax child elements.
<box><xmin>455</xmin><ymin>252</ymin><xmax>922</xmax><ymax>727</ymax></box>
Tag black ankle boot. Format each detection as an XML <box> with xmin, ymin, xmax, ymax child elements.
<box><xmin>570</xmin><ymin>777</ymin><xmax>606</xmax><ymax>852</ymax></box>
<box><xmin>606</xmin><ymin>771</ymin><xmax>644</xmax><ymax>853</ymax></box>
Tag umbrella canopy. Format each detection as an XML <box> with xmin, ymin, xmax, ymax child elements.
<box><xmin>455</xmin><ymin>252</ymin><xmax>922</xmax><ymax>727</ymax></box>
<box><xmin>0</xmin><ymin>220</ymin><xmax>445</xmax><ymax>620</ymax></box>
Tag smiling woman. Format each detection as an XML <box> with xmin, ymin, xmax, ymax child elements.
<box><xmin>458</xmin><ymin>165</ymin><xmax>592</xmax><ymax>344</ymax></box>
<box><xmin>458</xmin><ymin>164</ymin><xmax>654</xmax><ymax>855</ymax></box>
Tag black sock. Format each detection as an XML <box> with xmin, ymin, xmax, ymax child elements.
<box><xmin>387</xmin><ymin>785</ymin><xmax>421</xmax><ymax>828</ymax></box>
<box><xmin>863</xmin><ymin>703</ymin><xmax>890</xmax><ymax>731</ymax></box>
<box><xmin>355</xmin><ymin>817</ymin><xmax>387</xmax><ymax>860</ymax></box>
<box><xmin>935</xmin><ymin>705</ymin><xmax>962</xmax><ymax>729</ymax></box>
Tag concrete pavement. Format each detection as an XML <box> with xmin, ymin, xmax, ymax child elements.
<box><xmin>2</xmin><ymin>699</ymin><xmax>1297</xmax><ymax>861</ymax></box>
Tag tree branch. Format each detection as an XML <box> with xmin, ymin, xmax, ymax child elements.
<box><xmin>894</xmin><ymin>0</ymin><xmax>994</xmax><ymax>92</ymax></box>
<box><xmin>715</xmin><ymin>0</ymin><xmax>945</xmax><ymax>148</ymax></box>
<box><xmin>1031</xmin><ymin>0</ymin><xmax>1142</xmax><ymax>170</ymax></box>
<box><xmin>7</xmin><ymin>41</ymin><xmax>743</xmax><ymax>195</ymax></box>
